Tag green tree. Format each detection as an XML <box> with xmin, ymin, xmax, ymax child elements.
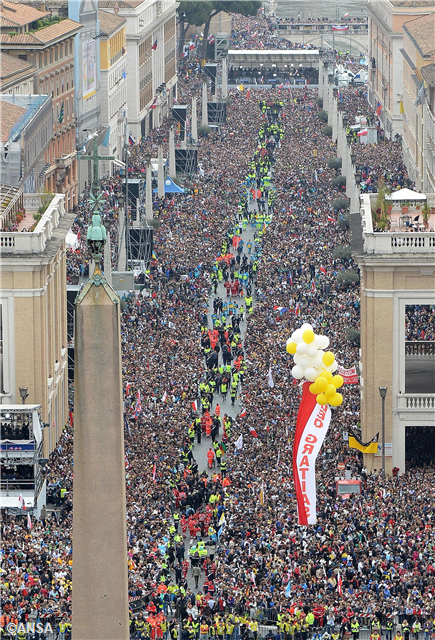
<box><xmin>178</xmin><ymin>1</ymin><xmax>261</xmax><ymax>58</ymax></box>
<box><xmin>177</xmin><ymin>2</ymin><xmax>213</xmax><ymax>55</ymax></box>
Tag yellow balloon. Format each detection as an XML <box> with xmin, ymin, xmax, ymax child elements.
<box><xmin>309</xmin><ymin>383</ymin><xmax>319</xmax><ymax>395</ymax></box>
<box><xmin>316</xmin><ymin>393</ymin><xmax>328</xmax><ymax>405</ymax></box>
<box><xmin>303</xmin><ymin>329</ymin><xmax>315</xmax><ymax>344</ymax></box>
<box><xmin>315</xmin><ymin>376</ymin><xmax>328</xmax><ymax>392</ymax></box>
<box><xmin>286</xmin><ymin>342</ymin><xmax>297</xmax><ymax>354</ymax></box>
<box><xmin>325</xmin><ymin>384</ymin><xmax>336</xmax><ymax>397</ymax></box>
<box><xmin>318</xmin><ymin>370</ymin><xmax>333</xmax><ymax>384</ymax></box>
<box><xmin>332</xmin><ymin>375</ymin><xmax>344</xmax><ymax>389</ymax></box>
<box><xmin>323</xmin><ymin>352</ymin><xmax>335</xmax><ymax>367</ymax></box>
<box><xmin>329</xmin><ymin>392</ymin><xmax>343</xmax><ymax>407</ymax></box>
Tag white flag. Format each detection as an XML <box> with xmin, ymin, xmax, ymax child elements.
<box><xmin>267</xmin><ymin>366</ymin><xmax>274</xmax><ymax>388</ymax></box>
<box><xmin>234</xmin><ymin>434</ymin><xmax>243</xmax><ymax>450</ymax></box>
<box><xmin>27</xmin><ymin>513</ymin><xmax>32</xmax><ymax>529</ymax></box>
<box><xmin>18</xmin><ymin>493</ymin><xmax>24</xmax><ymax>509</ymax></box>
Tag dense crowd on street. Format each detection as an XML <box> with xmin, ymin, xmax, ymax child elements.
<box><xmin>2</xmin><ymin>9</ymin><xmax>435</xmax><ymax>640</ymax></box>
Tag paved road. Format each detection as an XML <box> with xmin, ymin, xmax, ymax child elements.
<box><xmin>180</xmin><ymin>183</ymin><xmax>269</xmax><ymax>596</ymax></box>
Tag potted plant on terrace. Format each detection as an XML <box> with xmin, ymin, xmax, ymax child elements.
<box><xmin>401</xmin><ymin>201</ymin><xmax>411</xmax><ymax>213</ymax></box>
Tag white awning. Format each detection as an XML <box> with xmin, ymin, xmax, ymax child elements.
<box><xmin>386</xmin><ymin>188</ymin><xmax>426</xmax><ymax>201</ymax></box>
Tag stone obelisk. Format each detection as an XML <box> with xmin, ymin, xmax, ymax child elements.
<box><xmin>202</xmin><ymin>79</ymin><xmax>208</xmax><ymax>126</ymax></box>
<box><xmin>72</xmin><ymin>158</ymin><xmax>128</xmax><ymax>639</ymax></box>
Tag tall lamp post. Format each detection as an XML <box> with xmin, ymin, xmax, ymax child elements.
<box><xmin>379</xmin><ymin>386</ymin><xmax>388</xmax><ymax>479</ymax></box>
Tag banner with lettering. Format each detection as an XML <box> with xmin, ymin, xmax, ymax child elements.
<box><xmin>293</xmin><ymin>382</ymin><xmax>331</xmax><ymax>525</ymax></box>
<box><xmin>337</xmin><ymin>365</ymin><xmax>359</xmax><ymax>385</ymax></box>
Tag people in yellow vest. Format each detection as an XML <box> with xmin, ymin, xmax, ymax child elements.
<box><xmin>351</xmin><ymin>619</ymin><xmax>360</xmax><ymax>640</ymax></box>
<box><xmin>412</xmin><ymin>621</ymin><xmax>421</xmax><ymax>639</ymax></box>
<box><xmin>250</xmin><ymin>619</ymin><xmax>258</xmax><ymax>640</ymax></box>
<box><xmin>402</xmin><ymin>621</ymin><xmax>410</xmax><ymax>640</ymax></box>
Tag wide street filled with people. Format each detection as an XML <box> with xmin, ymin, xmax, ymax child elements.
<box><xmin>1</xmin><ymin>7</ymin><xmax>435</xmax><ymax>640</ymax></box>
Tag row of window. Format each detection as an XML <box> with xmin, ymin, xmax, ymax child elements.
<box><xmin>25</xmin><ymin>118</ymin><xmax>51</xmax><ymax>170</ymax></box>
<box><xmin>140</xmin><ymin>70</ymin><xmax>152</xmax><ymax>91</ymax></box>
<box><xmin>39</xmin><ymin>66</ymin><xmax>74</xmax><ymax>99</ymax></box>
<box><xmin>108</xmin><ymin>63</ymin><xmax>127</xmax><ymax>91</ymax></box>
<box><xmin>110</xmin><ymin>85</ymin><xmax>127</xmax><ymax>121</ymax></box>
<box><xmin>40</xmin><ymin>38</ymin><xmax>74</xmax><ymax>68</ymax></box>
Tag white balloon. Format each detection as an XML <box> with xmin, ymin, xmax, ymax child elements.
<box><xmin>327</xmin><ymin>361</ymin><xmax>338</xmax><ymax>372</ymax></box>
<box><xmin>292</xmin><ymin>329</ymin><xmax>303</xmax><ymax>344</ymax></box>
<box><xmin>292</xmin><ymin>365</ymin><xmax>304</xmax><ymax>379</ymax></box>
<box><xmin>293</xmin><ymin>353</ymin><xmax>302</xmax><ymax>365</ymax></box>
<box><xmin>297</xmin><ymin>355</ymin><xmax>311</xmax><ymax>369</ymax></box>
<box><xmin>313</xmin><ymin>335</ymin><xmax>323</xmax><ymax>348</ymax></box>
<box><xmin>300</xmin><ymin>323</ymin><xmax>313</xmax><ymax>332</ymax></box>
<box><xmin>304</xmin><ymin>367</ymin><xmax>318</xmax><ymax>382</ymax></box>
<box><xmin>307</xmin><ymin>345</ymin><xmax>318</xmax><ymax>359</ymax></box>
<box><xmin>312</xmin><ymin>351</ymin><xmax>325</xmax><ymax>369</ymax></box>
<box><xmin>296</xmin><ymin>342</ymin><xmax>309</xmax><ymax>355</ymax></box>
<box><xmin>286</xmin><ymin>337</ymin><xmax>294</xmax><ymax>347</ymax></box>
<box><xmin>318</xmin><ymin>335</ymin><xmax>330</xmax><ymax>349</ymax></box>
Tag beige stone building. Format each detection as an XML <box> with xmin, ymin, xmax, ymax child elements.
<box><xmin>0</xmin><ymin>1</ymin><xmax>83</xmax><ymax>209</ymax></box>
<box><xmin>367</xmin><ymin>0</ymin><xmax>435</xmax><ymax>138</ymax></box>
<box><xmin>0</xmin><ymin>193</ymin><xmax>74</xmax><ymax>457</ymax></box>
<box><xmin>401</xmin><ymin>12</ymin><xmax>435</xmax><ymax>191</ymax></box>
<box><xmin>353</xmin><ymin>193</ymin><xmax>435</xmax><ymax>474</ymax></box>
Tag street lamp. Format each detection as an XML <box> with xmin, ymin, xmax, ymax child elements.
<box><xmin>379</xmin><ymin>386</ymin><xmax>388</xmax><ymax>479</ymax></box>
<box><xmin>346</xmin><ymin>133</ymin><xmax>352</xmax><ymax>145</ymax></box>
<box><xmin>19</xmin><ymin>387</ymin><xmax>29</xmax><ymax>404</ymax></box>
<box><xmin>355</xmin><ymin>171</ymin><xmax>362</xmax><ymax>185</ymax></box>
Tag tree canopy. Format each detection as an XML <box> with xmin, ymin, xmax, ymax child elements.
<box><xmin>177</xmin><ymin>1</ymin><xmax>262</xmax><ymax>57</ymax></box>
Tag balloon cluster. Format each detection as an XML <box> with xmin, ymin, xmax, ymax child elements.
<box><xmin>286</xmin><ymin>323</ymin><xmax>344</xmax><ymax>407</ymax></box>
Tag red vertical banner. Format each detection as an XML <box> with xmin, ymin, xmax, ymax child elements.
<box><xmin>293</xmin><ymin>382</ymin><xmax>331</xmax><ymax>525</ymax></box>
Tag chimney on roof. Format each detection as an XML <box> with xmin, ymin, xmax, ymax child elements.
<box><xmin>114</xmin><ymin>1</ymin><xmax>119</xmax><ymax>14</ymax></box>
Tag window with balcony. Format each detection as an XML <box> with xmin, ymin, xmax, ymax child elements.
<box><xmin>405</xmin><ymin>304</ymin><xmax>435</xmax><ymax>394</ymax></box>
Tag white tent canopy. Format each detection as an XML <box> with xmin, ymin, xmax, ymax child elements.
<box><xmin>386</xmin><ymin>188</ymin><xmax>426</xmax><ymax>201</ymax></box>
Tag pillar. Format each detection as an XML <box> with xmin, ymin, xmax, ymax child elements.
<box><xmin>332</xmin><ymin>97</ymin><xmax>338</xmax><ymax>143</ymax></box>
<box><xmin>202</xmin><ymin>80</ymin><xmax>208</xmax><ymax>127</ymax></box>
<box><xmin>103</xmin><ymin>227</ymin><xmax>112</xmax><ymax>286</ymax></box>
<box><xmin>318</xmin><ymin>63</ymin><xmax>324</xmax><ymax>99</ymax></box>
<box><xmin>222</xmin><ymin>57</ymin><xmax>228</xmax><ymax>99</ymax></box>
<box><xmin>73</xmin><ymin>270</ymin><xmax>128</xmax><ymax>639</ymax></box>
<box><xmin>191</xmin><ymin>96</ymin><xmax>198</xmax><ymax>144</ymax></box>
<box><xmin>169</xmin><ymin>125</ymin><xmax>176</xmax><ymax>179</ymax></box>
<box><xmin>158</xmin><ymin>144</ymin><xmax>165</xmax><ymax>199</ymax></box>
<box><xmin>146</xmin><ymin>161</ymin><xmax>153</xmax><ymax>220</ymax></box>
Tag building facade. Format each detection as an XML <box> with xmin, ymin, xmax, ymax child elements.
<box><xmin>421</xmin><ymin>63</ymin><xmax>435</xmax><ymax>192</ymax></box>
<box><xmin>401</xmin><ymin>13</ymin><xmax>435</xmax><ymax>192</ymax></box>
<box><xmin>100</xmin><ymin>0</ymin><xmax>177</xmax><ymax>141</ymax></box>
<box><xmin>0</xmin><ymin>193</ymin><xmax>73</xmax><ymax>456</ymax></box>
<box><xmin>0</xmin><ymin>52</ymin><xmax>35</xmax><ymax>95</ymax></box>
<box><xmin>367</xmin><ymin>0</ymin><xmax>435</xmax><ymax>138</ymax></box>
<box><xmin>353</xmin><ymin>193</ymin><xmax>435</xmax><ymax>475</ymax></box>
<box><xmin>68</xmin><ymin>0</ymin><xmax>101</xmax><ymax>191</ymax></box>
<box><xmin>0</xmin><ymin>2</ymin><xmax>83</xmax><ymax>210</ymax></box>
<box><xmin>98</xmin><ymin>9</ymin><xmax>128</xmax><ymax>176</ymax></box>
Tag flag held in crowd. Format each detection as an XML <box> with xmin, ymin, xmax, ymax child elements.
<box><xmin>348</xmin><ymin>428</ymin><xmax>379</xmax><ymax>454</ymax></box>
<box><xmin>234</xmin><ymin>434</ymin><xmax>243</xmax><ymax>450</ymax></box>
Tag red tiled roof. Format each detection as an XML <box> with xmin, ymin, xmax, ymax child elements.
<box><xmin>0</xmin><ymin>0</ymin><xmax>50</xmax><ymax>27</ymax></box>
<box><xmin>0</xmin><ymin>99</ymin><xmax>27</xmax><ymax>143</ymax></box>
<box><xmin>0</xmin><ymin>18</ymin><xmax>82</xmax><ymax>46</ymax></box>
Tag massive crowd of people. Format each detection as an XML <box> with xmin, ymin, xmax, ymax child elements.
<box><xmin>1</xmin><ymin>8</ymin><xmax>435</xmax><ymax>640</ymax></box>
